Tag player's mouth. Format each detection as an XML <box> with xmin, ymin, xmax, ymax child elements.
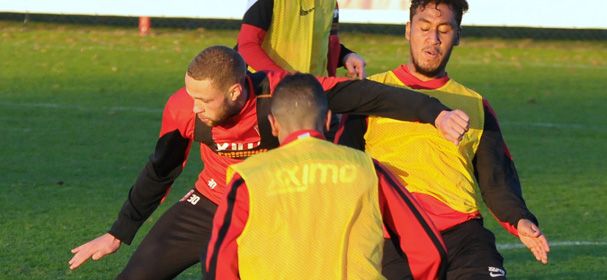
<box><xmin>423</xmin><ymin>48</ymin><xmax>440</xmax><ymax>58</ymax></box>
<box><xmin>197</xmin><ymin>114</ymin><xmax>212</xmax><ymax>123</ymax></box>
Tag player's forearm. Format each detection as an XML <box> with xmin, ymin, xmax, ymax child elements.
<box><xmin>474</xmin><ymin>108</ymin><xmax>538</xmax><ymax>232</ymax></box>
<box><xmin>109</xmin><ymin>130</ymin><xmax>190</xmax><ymax>244</ymax></box>
<box><xmin>109</xmin><ymin>161</ymin><xmax>182</xmax><ymax>244</ymax></box>
<box><xmin>326</xmin><ymin>79</ymin><xmax>449</xmax><ymax>124</ymax></box>
<box><xmin>475</xmin><ymin>151</ymin><xmax>538</xmax><ymax>231</ymax></box>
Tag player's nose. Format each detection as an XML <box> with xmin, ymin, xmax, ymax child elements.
<box><xmin>193</xmin><ymin>102</ymin><xmax>205</xmax><ymax>114</ymax></box>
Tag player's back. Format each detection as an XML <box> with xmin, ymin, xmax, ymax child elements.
<box><xmin>227</xmin><ymin>136</ymin><xmax>386</xmax><ymax>279</ymax></box>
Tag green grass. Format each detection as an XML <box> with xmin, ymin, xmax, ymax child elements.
<box><xmin>1</xmin><ymin>21</ymin><xmax>606</xmax><ymax>279</ymax></box>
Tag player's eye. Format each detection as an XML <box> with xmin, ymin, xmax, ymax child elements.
<box><xmin>202</xmin><ymin>96</ymin><xmax>215</xmax><ymax>103</ymax></box>
<box><xmin>438</xmin><ymin>25</ymin><xmax>452</xmax><ymax>33</ymax></box>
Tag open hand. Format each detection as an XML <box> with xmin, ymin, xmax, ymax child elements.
<box><xmin>518</xmin><ymin>219</ymin><xmax>550</xmax><ymax>264</ymax></box>
<box><xmin>69</xmin><ymin>233</ymin><xmax>121</xmax><ymax>270</ymax></box>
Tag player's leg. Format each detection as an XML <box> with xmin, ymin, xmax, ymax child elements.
<box><xmin>116</xmin><ymin>189</ymin><xmax>217</xmax><ymax>280</ymax></box>
<box><xmin>443</xmin><ymin>219</ymin><xmax>506</xmax><ymax>280</ymax></box>
<box><xmin>381</xmin><ymin>238</ymin><xmax>414</xmax><ymax>280</ymax></box>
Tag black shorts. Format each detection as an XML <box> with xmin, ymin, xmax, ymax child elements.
<box><xmin>116</xmin><ymin>189</ymin><xmax>217</xmax><ymax>280</ymax></box>
<box><xmin>442</xmin><ymin>219</ymin><xmax>506</xmax><ymax>279</ymax></box>
<box><xmin>382</xmin><ymin>219</ymin><xmax>506</xmax><ymax>280</ymax></box>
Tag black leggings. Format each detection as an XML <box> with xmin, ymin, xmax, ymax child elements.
<box><xmin>116</xmin><ymin>189</ymin><xmax>217</xmax><ymax>280</ymax></box>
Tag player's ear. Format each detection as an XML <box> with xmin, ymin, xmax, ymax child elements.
<box><xmin>454</xmin><ymin>26</ymin><xmax>461</xmax><ymax>46</ymax></box>
<box><xmin>324</xmin><ymin>110</ymin><xmax>332</xmax><ymax>132</ymax></box>
<box><xmin>227</xmin><ymin>83</ymin><xmax>243</xmax><ymax>102</ymax></box>
<box><xmin>405</xmin><ymin>22</ymin><xmax>411</xmax><ymax>41</ymax></box>
<box><xmin>268</xmin><ymin>114</ymin><xmax>280</xmax><ymax>137</ymax></box>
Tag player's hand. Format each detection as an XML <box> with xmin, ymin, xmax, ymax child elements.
<box><xmin>69</xmin><ymin>233</ymin><xmax>121</xmax><ymax>270</ymax></box>
<box><xmin>343</xmin><ymin>53</ymin><xmax>366</xmax><ymax>79</ymax></box>
<box><xmin>517</xmin><ymin>219</ymin><xmax>550</xmax><ymax>264</ymax></box>
<box><xmin>434</xmin><ymin>109</ymin><xmax>470</xmax><ymax>145</ymax></box>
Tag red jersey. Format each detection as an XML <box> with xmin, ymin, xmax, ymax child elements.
<box><xmin>159</xmin><ymin>71</ymin><xmax>345</xmax><ymax>203</ymax></box>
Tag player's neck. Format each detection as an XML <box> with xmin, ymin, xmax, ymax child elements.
<box><xmin>405</xmin><ymin>63</ymin><xmax>447</xmax><ymax>82</ymax></box>
<box><xmin>279</xmin><ymin>129</ymin><xmax>325</xmax><ymax>145</ymax></box>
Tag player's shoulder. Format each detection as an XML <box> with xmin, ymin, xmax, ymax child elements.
<box><xmin>163</xmin><ymin>87</ymin><xmax>195</xmax><ymax>120</ymax></box>
<box><xmin>314</xmin><ymin>138</ymin><xmax>374</xmax><ymax>163</ymax></box>
<box><xmin>367</xmin><ymin>70</ymin><xmax>397</xmax><ymax>84</ymax></box>
<box><xmin>166</xmin><ymin>87</ymin><xmax>193</xmax><ymax>106</ymax></box>
<box><xmin>254</xmin><ymin>70</ymin><xmax>287</xmax><ymax>95</ymax></box>
<box><xmin>444</xmin><ymin>78</ymin><xmax>484</xmax><ymax>99</ymax></box>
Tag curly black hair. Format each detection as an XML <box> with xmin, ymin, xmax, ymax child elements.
<box><xmin>409</xmin><ymin>0</ymin><xmax>469</xmax><ymax>26</ymax></box>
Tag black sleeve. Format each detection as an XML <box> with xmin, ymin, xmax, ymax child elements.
<box><xmin>326</xmin><ymin>79</ymin><xmax>449</xmax><ymax>125</ymax></box>
<box><xmin>473</xmin><ymin>103</ymin><xmax>538</xmax><ymax>227</ymax></box>
<box><xmin>337</xmin><ymin>44</ymin><xmax>354</xmax><ymax>68</ymax></box>
<box><xmin>242</xmin><ymin>0</ymin><xmax>273</xmax><ymax>30</ymax></box>
<box><xmin>335</xmin><ymin>114</ymin><xmax>367</xmax><ymax>150</ymax></box>
<box><xmin>108</xmin><ymin>130</ymin><xmax>190</xmax><ymax>244</ymax></box>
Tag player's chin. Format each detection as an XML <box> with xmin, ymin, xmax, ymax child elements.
<box><xmin>421</xmin><ymin>59</ymin><xmax>441</xmax><ymax>70</ymax></box>
<box><xmin>200</xmin><ymin>118</ymin><xmax>216</xmax><ymax>127</ymax></box>
<box><xmin>208</xmin><ymin>117</ymin><xmax>230</xmax><ymax>127</ymax></box>
<box><xmin>417</xmin><ymin>64</ymin><xmax>442</xmax><ymax>77</ymax></box>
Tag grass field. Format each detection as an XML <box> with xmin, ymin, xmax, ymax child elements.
<box><xmin>1</xmin><ymin>20</ymin><xmax>606</xmax><ymax>279</ymax></box>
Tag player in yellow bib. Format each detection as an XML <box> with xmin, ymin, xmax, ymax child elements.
<box><xmin>238</xmin><ymin>0</ymin><xmax>366</xmax><ymax>78</ymax></box>
<box><xmin>205</xmin><ymin>73</ymin><xmax>448</xmax><ymax>280</ymax></box>
<box><xmin>238</xmin><ymin>0</ymin><xmax>367</xmax><ymax>141</ymax></box>
<box><xmin>337</xmin><ymin>1</ymin><xmax>550</xmax><ymax>279</ymax></box>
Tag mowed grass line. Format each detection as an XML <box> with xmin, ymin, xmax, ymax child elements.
<box><xmin>1</xmin><ymin>21</ymin><xmax>606</xmax><ymax>279</ymax></box>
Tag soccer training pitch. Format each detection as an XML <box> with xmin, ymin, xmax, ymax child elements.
<box><xmin>1</xmin><ymin>20</ymin><xmax>606</xmax><ymax>279</ymax></box>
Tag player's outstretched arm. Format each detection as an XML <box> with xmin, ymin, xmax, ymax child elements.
<box><xmin>517</xmin><ymin>219</ymin><xmax>550</xmax><ymax>264</ymax></box>
<box><xmin>434</xmin><ymin>109</ymin><xmax>470</xmax><ymax>145</ymax></box>
<box><xmin>289</xmin><ymin>75</ymin><xmax>470</xmax><ymax>143</ymax></box>
<box><xmin>68</xmin><ymin>233</ymin><xmax>121</xmax><ymax>270</ymax></box>
<box><xmin>475</xmin><ymin>99</ymin><xmax>544</xmax><ymax>243</ymax></box>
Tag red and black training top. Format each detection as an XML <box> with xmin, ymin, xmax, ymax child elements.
<box><xmin>108</xmin><ymin>70</ymin><xmax>449</xmax><ymax>245</ymax></box>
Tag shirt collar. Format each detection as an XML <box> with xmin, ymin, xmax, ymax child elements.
<box><xmin>392</xmin><ymin>64</ymin><xmax>450</xmax><ymax>90</ymax></box>
<box><xmin>281</xmin><ymin>129</ymin><xmax>325</xmax><ymax>146</ymax></box>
